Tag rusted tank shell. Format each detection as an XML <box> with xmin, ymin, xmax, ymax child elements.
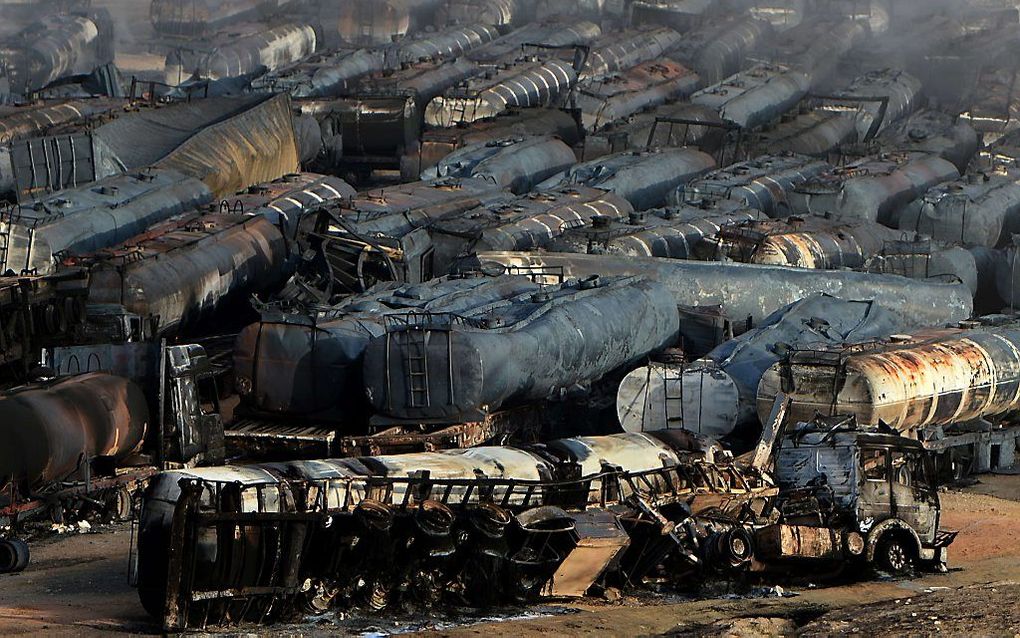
<box><xmin>617</xmin><ymin>295</ymin><xmax>903</xmax><ymax>437</ymax></box>
<box><xmin>0</xmin><ymin>373</ymin><xmax>148</xmax><ymax>491</ymax></box>
<box><xmin>538</xmin><ymin>148</ymin><xmax>716</xmax><ymax>211</ymax></box>
<box><xmin>87</xmin><ymin>214</ymin><xmax>288</xmax><ymax>335</ymax></box>
<box><xmin>576</xmin><ymin>59</ymin><xmax>701</xmax><ymax>132</ymax></box>
<box><xmin>580</xmin><ymin>28</ymin><xmax>683</xmax><ymax>82</ymax></box>
<box><xmin>473</xmin><ymin>252</ymin><xmax>974</xmax><ymax>331</ymax></box>
<box><xmin>756</xmin><ymin>110</ymin><xmax>857</xmax><ymax>157</ymax></box>
<box><xmin>1</xmin><ymin>169</ymin><xmax>213</xmax><ymax>276</ymax></box>
<box><xmin>396</xmin><ymin>23</ymin><xmax>502</xmax><ymax>65</ymax></box>
<box><xmin>756</xmin><ymin>327</ymin><xmax>1020</xmax><ymax>437</ymax></box>
<box><xmin>467</xmin><ymin>21</ymin><xmax>601</xmax><ymax>63</ymax></box>
<box><xmin>234</xmin><ymin>275</ymin><xmax>543</xmax><ymax>418</ymax></box>
<box><xmin>674</xmin><ymin>154</ymin><xmax>832</xmax><ymax>217</ymax></box>
<box><xmin>150</xmin><ymin>0</ymin><xmax>280</xmax><ymax>35</ymax></box>
<box><xmin>898</xmin><ymin>173</ymin><xmax>1020</xmax><ymax>248</ymax></box>
<box><xmin>789</xmin><ymin>152</ymin><xmax>960</xmax><ymax>224</ymax></box>
<box><xmin>424</xmin><ymin>59</ymin><xmax>578</xmax><ymax>127</ymax></box>
<box><xmin>880</xmin><ymin>110</ymin><xmax>980</xmax><ymax>174</ymax></box>
<box><xmin>549</xmin><ymin>205</ymin><xmax>764</xmax><ymax>259</ymax></box>
<box><xmin>240</xmin><ymin>173</ymin><xmax>356</xmax><ymax>240</ymax></box>
<box><xmin>440</xmin><ymin>185</ymin><xmax>634</xmax><ymax>254</ymax></box>
<box><xmin>423</xmin><ymin>135</ymin><xmax>577</xmax><ymax>194</ymax></box>
<box><xmin>819</xmin><ymin>69</ymin><xmax>922</xmax><ymax>141</ymax></box>
<box><xmin>363</xmin><ymin>274</ymin><xmax>680</xmax><ymax>422</ymax></box>
<box><xmin>691</xmin><ymin>63</ymin><xmax>810</xmax><ymax>130</ymax></box>
<box><xmin>165</xmin><ymin>23</ymin><xmax>318</xmax><ymax>85</ymax></box>
<box><xmin>330</xmin><ymin>0</ymin><xmax>443</xmax><ymax>47</ymax></box>
<box><xmin>0</xmin><ymin>12</ymin><xmax>113</xmax><ymax>95</ymax></box>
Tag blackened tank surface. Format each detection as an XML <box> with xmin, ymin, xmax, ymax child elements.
<box><xmin>580</xmin><ymin>27</ymin><xmax>683</xmax><ymax>82</ymax></box>
<box><xmin>754</xmin><ymin>110</ymin><xmax>857</xmax><ymax>157</ymax></box>
<box><xmin>395</xmin><ymin>23</ymin><xmax>501</xmax><ymax>65</ymax></box>
<box><xmin>229</xmin><ymin>173</ymin><xmax>356</xmax><ymax>241</ymax></box>
<box><xmin>1</xmin><ymin>168</ymin><xmax>214</xmax><ymax>276</ymax></box>
<box><xmin>617</xmin><ymin>295</ymin><xmax>903</xmax><ymax>438</ymax></box>
<box><xmin>898</xmin><ymin>173</ymin><xmax>1020</xmax><ymax>248</ymax></box>
<box><xmin>473</xmin><ymin>252</ymin><xmax>974</xmax><ymax>331</ymax></box>
<box><xmin>423</xmin><ymin>136</ymin><xmax>578</xmax><ymax>195</ymax></box>
<box><xmin>362</xmin><ymin>275</ymin><xmax>681</xmax><ymax>423</ymax></box>
<box><xmin>586</xmin><ymin>103</ymin><xmax>728</xmax><ymax>158</ymax></box>
<box><xmin>669</xmin><ymin>16</ymin><xmax>773</xmax><ymax>86</ymax></box>
<box><xmin>255</xmin><ymin>49</ymin><xmax>386</xmax><ymax>98</ymax></box>
<box><xmin>789</xmin><ymin>152</ymin><xmax>960</xmax><ymax>225</ymax></box>
<box><xmin>467</xmin><ymin>21</ymin><xmax>601</xmax><ymax>64</ymax></box>
<box><xmin>769</xmin><ymin>17</ymin><xmax>870</xmax><ymax>87</ymax></box>
<box><xmin>548</xmin><ymin>204</ymin><xmax>764</xmax><ymax>259</ymax></box>
<box><xmin>151</xmin><ymin>0</ymin><xmax>281</xmax><ymax>36</ymax></box>
<box><xmin>538</xmin><ymin>148</ymin><xmax>716</xmax><ymax>211</ymax></box>
<box><xmin>674</xmin><ymin>154</ymin><xmax>831</xmax><ymax>217</ymax></box>
<box><xmin>691</xmin><ymin>63</ymin><xmax>810</xmax><ymax>131</ymax></box>
<box><xmin>0</xmin><ymin>373</ymin><xmax>148</xmax><ymax>492</ymax></box>
<box><xmin>234</xmin><ymin>274</ymin><xmax>542</xmax><ymax>419</ymax></box>
<box><xmin>817</xmin><ymin>69</ymin><xmax>922</xmax><ymax>141</ymax></box>
<box><xmin>439</xmin><ymin>0</ymin><xmax>526</xmax><ymax>28</ymax></box>
<box><xmin>879</xmin><ymin>110</ymin><xmax>980</xmax><ymax>174</ymax></box>
<box><xmin>300</xmin><ymin>96</ymin><xmax>419</xmax><ymax>172</ymax></box>
<box><xmin>86</xmin><ymin>213</ymin><xmax>289</xmax><ymax>336</ymax></box>
<box><xmin>328</xmin><ymin>0</ymin><xmax>443</xmax><ymax>47</ymax></box>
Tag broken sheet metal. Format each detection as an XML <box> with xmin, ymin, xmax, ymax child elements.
<box><xmin>136</xmin><ymin>430</ymin><xmax>775</xmax><ymax>629</ymax></box>
<box><xmin>472</xmin><ymin>252</ymin><xmax>974</xmax><ymax>332</ymax></box>
<box><xmin>84</xmin><ymin>213</ymin><xmax>289</xmax><ymax>336</ymax></box>
<box><xmin>898</xmin><ymin>172</ymin><xmax>1020</xmax><ymax>248</ymax></box>
<box><xmin>789</xmin><ymin>152</ymin><xmax>960</xmax><ymax>225</ymax></box>
<box><xmin>548</xmin><ymin>204</ymin><xmax>764</xmax><ymax>259</ymax></box>
<box><xmin>362</xmin><ymin>275</ymin><xmax>680</xmax><ymax>423</ymax></box>
<box><xmin>234</xmin><ymin>274</ymin><xmax>543</xmax><ymax>420</ymax></box>
<box><xmin>539</xmin><ymin>148</ymin><xmax>715</xmax><ymax>211</ymax></box>
<box><xmin>164</xmin><ymin>23</ymin><xmax>320</xmax><ymax>86</ymax></box>
<box><xmin>423</xmin><ymin>135</ymin><xmax>577</xmax><ymax>194</ymax></box>
<box><xmin>0</xmin><ymin>372</ymin><xmax>147</xmax><ymax>492</ymax></box>
<box><xmin>757</xmin><ymin>325</ymin><xmax>1020</xmax><ymax>438</ymax></box>
<box><xmin>674</xmin><ymin>154</ymin><xmax>831</xmax><ymax>217</ymax></box>
<box><xmin>691</xmin><ymin>63</ymin><xmax>811</xmax><ymax>131</ymax></box>
<box><xmin>395</xmin><ymin>23</ymin><xmax>501</xmax><ymax>64</ymax></box>
<box><xmin>616</xmin><ymin>295</ymin><xmax>903</xmax><ymax>438</ymax></box>
<box><xmin>424</xmin><ymin>58</ymin><xmax>580</xmax><ymax>127</ymax></box>
<box><xmin>0</xmin><ymin>168</ymin><xmax>213</xmax><ymax>276</ymax></box>
<box><xmin>575</xmin><ymin>59</ymin><xmax>702</xmax><ymax>132</ymax></box>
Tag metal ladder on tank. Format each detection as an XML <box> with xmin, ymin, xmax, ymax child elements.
<box><xmin>404</xmin><ymin>326</ymin><xmax>431</xmax><ymax>409</ymax></box>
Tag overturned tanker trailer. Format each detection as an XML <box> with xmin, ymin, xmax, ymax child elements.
<box><xmin>136</xmin><ymin>429</ymin><xmax>776</xmax><ymax>629</ymax></box>
<box><xmin>471</xmin><ymin>252</ymin><xmax>974</xmax><ymax>337</ymax></box>
<box><xmin>422</xmin><ymin>135</ymin><xmax>577</xmax><ymax>195</ymax></box>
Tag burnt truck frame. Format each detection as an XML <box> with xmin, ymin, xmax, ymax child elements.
<box><xmin>755</xmin><ymin>410</ymin><xmax>956</xmax><ymax>575</ymax></box>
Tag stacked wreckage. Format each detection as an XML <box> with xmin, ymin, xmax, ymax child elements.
<box><xmin>3</xmin><ymin>0</ymin><xmax>1020</xmax><ymax>631</ymax></box>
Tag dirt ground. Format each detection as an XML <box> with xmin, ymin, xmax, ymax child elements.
<box><xmin>1</xmin><ymin>475</ymin><xmax>1018</xmax><ymax>637</ymax></box>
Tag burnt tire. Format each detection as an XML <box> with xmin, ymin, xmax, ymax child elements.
<box><xmin>876</xmin><ymin>535</ymin><xmax>913</xmax><ymax>575</ymax></box>
<box><xmin>0</xmin><ymin>538</ymin><xmax>30</xmax><ymax>573</ymax></box>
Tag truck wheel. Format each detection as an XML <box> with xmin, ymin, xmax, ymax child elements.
<box><xmin>0</xmin><ymin>538</ymin><xmax>30</xmax><ymax>573</ymax></box>
<box><xmin>876</xmin><ymin>536</ymin><xmax>913</xmax><ymax>574</ymax></box>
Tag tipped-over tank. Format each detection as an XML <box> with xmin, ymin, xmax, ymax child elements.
<box><xmin>817</xmin><ymin>69</ymin><xmax>922</xmax><ymax>141</ymax></box>
<box><xmin>471</xmin><ymin>252</ymin><xmax>974</xmax><ymax>331</ymax></box>
<box><xmin>756</xmin><ymin>325</ymin><xmax>1020</xmax><ymax>438</ymax></box>
<box><xmin>422</xmin><ymin>135</ymin><xmax>577</xmax><ymax>194</ymax></box>
<box><xmin>538</xmin><ymin>148</ymin><xmax>716</xmax><ymax>211</ymax></box>
<box><xmin>617</xmin><ymin>295</ymin><xmax>903</xmax><ymax>438</ymax></box>
<box><xmin>328</xmin><ymin>0</ymin><xmax>444</xmax><ymax>47</ymax></box>
<box><xmin>580</xmin><ymin>27</ymin><xmax>683</xmax><ymax>82</ymax></box>
<box><xmin>575</xmin><ymin>59</ymin><xmax>701</xmax><ymax>132</ymax></box>
<box><xmin>362</xmin><ymin>275</ymin><xmax>680</xmax><ymax>423</ymax></box>
<box><xmin>467</xmin><ymin>21</ymin><xmax>601</xmax><ymax>63</ymax></box>
<box><xmin>754</xmin><ymin>109</ymin><xmax>858</xmax><ymax>157</ymax></box>
<box><xmin>691</xmin><ymin>63</ymin><xmax>810</xmax><ymax>130</ymax></box>
<box><xmin>0</xmin><ymin>11</ymin><xmax>114</xmax><ymax>95</ymax></box>
<box><xmin>879</xmin><ymin>110</ymin><xmax>979</xmax><ymax>173</ymax></box>
<box><xmin>0</xmin><ymin>373</ymin><xmax>148</xmax><ymax>492</ymax></box>
<box><xmin>898</xmin><ymin>172</ymin><xmax>1020</xmax><ymax>248</ymax></box>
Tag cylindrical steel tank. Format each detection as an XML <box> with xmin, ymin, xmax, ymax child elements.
<box><xmin>755</xmin><ymin>110</ymin><xmax>857</xmax><ymax>157</ymax></box>
<box><xmin>87</xmin><ymin>214</ymin><xmax>289</xmax><ymax>335</ymax></box>
<box><xmin>0</xmin><ymin>373</ymin><xmax>148</xmax><ymax>491</ymax></box>
<box><xmin>151</xmin><ymin>0</ymin><xmax>280</xmax><ymax>36</ymax></box>
<box><xmin>881</xmin><ymin>110</ymin><xmax>980</xmax><ymax>174</ymax></box>
<box><xmin>898</xmin><ymin>173</ymin><xmax>1020</xmax><ymax>248</ymax></box>
<box><xmin>580</xmin><ymin>27</ymin><xmax>683</xmax><ymax>82</ymax></box>
<box><xmin>691</xmin><ymin>17</ymin><xmax>774</xmax><ymax>85</ymax></box>
<box><xmin>589</xmin><ymin>103</ymin><xmax>727</xmax><ymax>157</ymax></box>
<box><xmin>0</xmin><ymin>11</ymin><xmax>113</xmax><ymax>94</ymax></box>
<box><xmin>691</xmin><ymin>63</ymin><xmax>810</xmax><ymax>130</ymax></box>
<box><xmin>165</xmin><ymin>23</ymin><xmax>319</xmax><ymax>85</ymax></box>
<box><xmin>617</xmin><ymin>295</ymin><xmax>903</xmax><ymax>437</ymax></box>
<box><xmin>439</xmin><ymin>0</ymin><xmax>526</xmax><ymax>27</ymax></box>
<box><xmin>396</xmin><ymin>23</ymin><xmax>501</xmax><ymax>65</ymax></box>
<box><xmin>467</xmin><ymin>21</ymin><xmax>601</xmax><ymax>63</ymax></box>
<box><xmin>331</xmin><ymin>0</ymin><xmax>443</xmax><ymax>47</ymax></box>
<box><xmin>472</xmin><ymin>252</ymin><xmax>974</xmax><ymax>331</ymax></box>
<box><xmin>576</xmin><ymin>59</ymin><xmax>701</xmax><ymax>132</ymax></box>
<box><xmin>362</xmin><ymin>275</ymin><xmax>681</xmax><ymax>422</ymax></box>
<box><xmin>423</xmin><ymin>135</ymin><xmax>578</xmax><ymax>194</ymax></box>
<box><xmin>538</xmin><ymin>148</ymin><xmax>716</xmax><ymax>211</ymax></box>
<box><xmin>674</xmin><ymin>154</ymin><xmax>832</xmax><ymax>217</ymax></box>
<box><xmin>234</xmin><ymin>275</ymin><xmax>543</xmax><ymax>419</ymax></box>
<box><xmin>756</xmin><ymin>327</ymin><xmax>1020</xmax><ymax>437</ymax></box>
<box><xmin>789</xmin><ymin>152</ymin><xmax>960</xmax><ymax>225</ymax></box>
<box><xmin>818</xmin><ymin>69</ymin><xmax>922</xmax><ymax>141</ymax></box>
<box><xmin>257</xmin><ymin>49</ymin><xmax>386</xmax><ymax>98</ymax></box>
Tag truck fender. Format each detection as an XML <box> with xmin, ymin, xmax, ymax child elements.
<box><xmin>865</xmin><ymin>519</ymin><xmax>922</xmax><ymax>563</ymax></box>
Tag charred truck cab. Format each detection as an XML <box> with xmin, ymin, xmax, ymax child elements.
<box><xmin>759</xmin><ymin>417</ymin><xmax>955</xmax><ymax>574</ymax></box>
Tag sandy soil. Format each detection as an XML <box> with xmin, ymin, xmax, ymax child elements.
<box><xmin>1</xmin><ymin>479</ymin><xmax>1019</xmax><ymax>637</ymax></box>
